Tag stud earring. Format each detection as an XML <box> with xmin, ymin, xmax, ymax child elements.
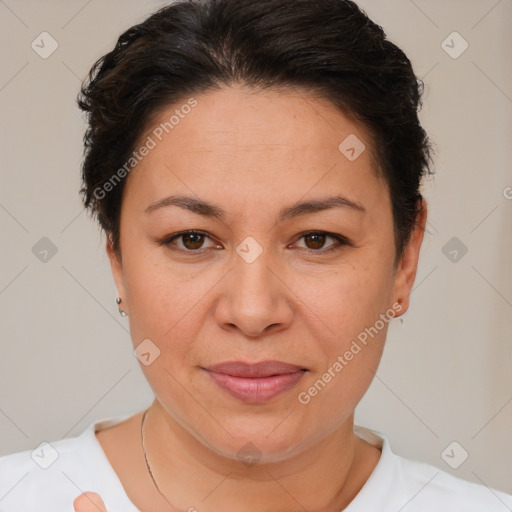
<box><xmin>116</xmin><ymin>297</ymin><xmax>127</xmax><ymax>317</ymax></box>
<box><xmin>397</xmin><ymin>297</ymin><xmax>405</xmax><ymax>325</ymax></box>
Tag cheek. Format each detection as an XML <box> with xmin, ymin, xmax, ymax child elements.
<box><xmin>122</xmin><ymin>245</ymin><xmax>219</xmax><ymax>364</ymax></box>
<box><xmin>305</xmin><ymin>256</ymin><xmax>394</xmax><ymax>340</ymax></box>
<box><xmin>293</xmin><ymin>257</ymin><xmax>394</xmax><ymax>408</ymax></box>
<box><xmin>296</xmin><ymin>319</ymin><xmax>389</xmax><ymax>427</ymax></box>
<box><xmin>122</xmin><ymin>252</ymin><xmax>211</xmax><ymax>417</ymax></box>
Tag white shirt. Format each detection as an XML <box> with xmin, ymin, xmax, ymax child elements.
<box><xmin>0</xmin><ymin>415</ymin><xmax>511</xmax><ymax>512</ymax></box>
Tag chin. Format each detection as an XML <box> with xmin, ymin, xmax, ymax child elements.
<box><xmin>191</xmin><ymin>408</ymin><xmax>326</xmax><ymax>465</ymax></box>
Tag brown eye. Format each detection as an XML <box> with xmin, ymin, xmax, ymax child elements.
<box><xmin>294</xmin><ymin>231</ymin><xmax>352</xmax><ymax>253</ymax></box>
<box><xmin>161</xmin><ymin>230</ymin><xmax>220</xmax><ymax>252</ymax></box>
<box><xmin>181</xmin><ymin>232</ymin><xmax>205</xmax><ymax>250</ymax></box>
<box><xmin>303</xmin><ymin>232</ymin><xmax>328</xmax><ymax>250</ymax></box>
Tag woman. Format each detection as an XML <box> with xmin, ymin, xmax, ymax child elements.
<box><xmin>1</xmin><ymin>0</ymin><xmax>511</xmax><ymax>511</ymax></box>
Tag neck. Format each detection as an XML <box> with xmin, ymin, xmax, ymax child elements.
<box><xmin>140</xmin><ymin>399</ymin><xmax>379</xmax><ymax>512</ymax></box>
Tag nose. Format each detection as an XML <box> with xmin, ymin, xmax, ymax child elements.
<box><xmin>214</xmin><ymin>245</ymin><xmax>294</xmax><ymax>339</ymax></box>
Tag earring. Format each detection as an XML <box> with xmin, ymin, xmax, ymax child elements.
<box><xmin>397</xmin><ymin>298</ymin><xmax>404</xmax><ymax>325</ymax></box>
<box><xmin>116</xmin><ymin>297</ymin><xmax>127</xmax><ymax>317</ymax></box>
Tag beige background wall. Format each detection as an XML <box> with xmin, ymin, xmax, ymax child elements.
<box><xmin>1</xmin><ymin>0</ymin><xmax>511</xmax><ymax>496</ymax></box>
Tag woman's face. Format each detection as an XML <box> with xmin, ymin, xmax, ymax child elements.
<box><xmin>108</xmin><ymin>85</ymin><xmax>425</xmax><ymax>462</ymax></box>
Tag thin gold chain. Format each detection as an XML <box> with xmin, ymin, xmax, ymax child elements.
<box><xmin>140</xmin><ymin>408</ymin><xmax>181</xmax><ymax>511</ymax></box>
<box><xmin>141</xmin><ymin>407</ymin><xmax>355</xmax><ymax>511</ymax></box>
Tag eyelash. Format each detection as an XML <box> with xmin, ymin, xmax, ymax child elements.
<box><xmin>159</xmin><ymin>229</ymin><xmax>354</xmax><ymax>255</ymax></box>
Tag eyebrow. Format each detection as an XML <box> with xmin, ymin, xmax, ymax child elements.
<box><xmin>145</xmin><ymin>194</ymin><xmax>366</xmax><ymax>221</ymax></box>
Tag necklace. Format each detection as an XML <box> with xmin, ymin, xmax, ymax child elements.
<box><xmin>141</xmin><ymin>408</ymin><xmax>178</xmax><ymax>511</ymax></box>
<box><xmin>141</xmin><ymin>407</ymin><xmax>354</xmax><ymax>512</ymax></box>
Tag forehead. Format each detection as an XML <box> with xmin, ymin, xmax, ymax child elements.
<box><xmin>125</xmin><ymin>85</ymin><xmax>388</xmax><ymax>220</ymax></box>
<box><xmin>149</xmin><ymin>85</ymin><xmax>369</xmax><ymax>156</ymax></box>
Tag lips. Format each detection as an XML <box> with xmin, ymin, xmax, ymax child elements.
<box><xmin>203</xmin><ymin>360</ymin><xmax>307</xmax><ymax>403</ymax></box>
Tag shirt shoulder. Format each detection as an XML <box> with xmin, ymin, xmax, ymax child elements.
<box><xmin>346</xmin><ymin>426</ymin><xmax>512</xmax><ymax>512</ymax></box>
<box><xmin>397</xmin><ymin>455</ymin><xmax>512</xmax><ymax>511</ymax></box>
<box><xmin>0</xmin><ymin>416</ymin><xmax>140</xmax><ymax>512</ymax></box>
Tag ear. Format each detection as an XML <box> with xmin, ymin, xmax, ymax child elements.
<box><xmin>391</xmin><ymin>197</ymin><xmax>428</xmax><ymax>317</ymax></box>
<box><xmin>106</xmin><ymin>236</ymin><xmax>126</xmax><ymax>310</ymax></box>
